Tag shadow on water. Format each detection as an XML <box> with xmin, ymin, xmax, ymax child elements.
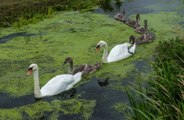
<box><xmin>68</xmin><ymin>60</ymin><xmax>149</xmax><ymax>120</ymax></box>
<box><xmin>0</xmin><ymin>32</ymin><xmax>44</xmax><ymax>44</ymax></box>
<box><xmin>75</xmin><ymin>75</ymin><xmax>136</xmax><ymax>120</ymax></box>
<box><xmin>0</xmin><ymin>88</ymin><xmax>76</xmax><ymax>109</ymax></box>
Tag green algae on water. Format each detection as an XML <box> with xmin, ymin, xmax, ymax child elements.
<box><xmin>0</xmin><ymin>10</ymin><xmax>183</xmax><ymax>119</ymax></box>
<box><xmin>0</xmin><ymin>11</ymin><xmax>183</xmax><ymax>96</ymax></box>
<box><xmin>0</xmin><ymin>99</ymin><xmax>96</xmax><ymax>120</ymax></box>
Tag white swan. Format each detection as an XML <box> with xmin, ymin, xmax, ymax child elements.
<box><xmin>96</xmin><ymin>35</ymin><xmax>136</xmax><ymax>63</ymax></box>
<box><xmin>27</xmin><ymin>63</ymin><xmax>85</xmax><ymax>98</ymax></box>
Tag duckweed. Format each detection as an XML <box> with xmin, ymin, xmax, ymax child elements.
<box><xmin>0</xmin><ymin>11</ymin><xmax>183</xmax><ymax>119</ymax></box>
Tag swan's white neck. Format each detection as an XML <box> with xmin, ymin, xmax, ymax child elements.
<box><xmin>102</xmin><ymin>43</ymin><xmax>108</xmax><ymax>63</ymax></box>
<box><xmin>33</xmin><ymin>69</ymin><xmax>42</xmax><ymax>98</ymax></box>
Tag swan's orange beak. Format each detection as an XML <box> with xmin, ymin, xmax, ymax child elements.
<box><xmin>96</xmin><ymin>48</ymin><xmax>100</xmax><ymax>53</ymax></box>
<box><xmin>27</xmin><ymin>69</ymin><xmax>32</xmax><ymax>75</ymax></box>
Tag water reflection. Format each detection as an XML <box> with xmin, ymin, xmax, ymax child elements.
<box><xmin>115</xmin><ymin>1</ymin><xmax>123</xmax><ymax>12</ymax></box>
<box><xmin>99</xmin><ymin>0</ymin><xmax>114</xmax><ymax>12</ymax></box>
<box><xmin>95</xmin><ymin>0</ymin><xmax>184</xmax><ymax>17</ymax></box>
<box><xmin>0</xmin><ymin>88</ymin><xmax>76</xmax><ymax>109</ymax></box>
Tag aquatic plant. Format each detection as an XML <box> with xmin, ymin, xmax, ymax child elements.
<box><xmin>0</xmin><ymin>9</ymin><xmax>183</xmax><ymax>119</ymax></box>
<box><xmin>126</xmin><ymin>37</ymin><xmax>184</xmax><ymax>120</ymax></box>
<box><xmin>0</xmin><ymin>98</ymin><xmax>96</xmax><ymax>120</ymax></box>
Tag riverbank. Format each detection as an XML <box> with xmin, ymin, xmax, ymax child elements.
<box><xmin>0</xmin><ymin>10</ymin><xmax>183</xmax><ymax>119</ymax></box>
<box><xmin>0</xmin><ymin>0</ymin><xmax>184</xmax><ymax>119</ymax></box>
<box><xmin>126</xmin><ymin>37</ymin><xmax>184</xmax><ymax>119</ymax></box>
<box><xmin>0</xmin><ymin>0</ymin><xmax>100</xmax><ymax>28</ymax></box>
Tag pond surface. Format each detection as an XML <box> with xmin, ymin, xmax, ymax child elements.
<box><xmin>0</xmin><ymin>0</ymin><xmax>183</xmax><ymax>120</ymax></box>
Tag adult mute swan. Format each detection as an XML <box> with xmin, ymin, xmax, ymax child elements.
<box><xmin>27</xmin><ymin>63</ymin><xmax>86</xmax><ymax>98</ymax></box>
<box><xmin>96</xmin><ymin>35</ymin><xmax>136</xmax><ymax>63</ymax></box>
<box><xmin>63</xmin><ymin>57</ymin><xmax>101</xmax><ymax>75</ymax></box>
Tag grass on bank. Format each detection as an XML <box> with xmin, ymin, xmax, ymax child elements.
<box><xmin>0</xmin><ymin>0</ymin><xmax>101</xmax><ymax>28</ymax></box>
<box><xmin>126</xmin><ymin>37</ymin><xmax>184</xmax><ymax>120</ymax></box>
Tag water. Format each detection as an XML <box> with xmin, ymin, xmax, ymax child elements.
<box><xmin>76</xmin><ymin>77</ymin><xmax>129</xmax><ymax>120</ymax></box>
<box><xmin>0</xmin><ymin>0</ymin><xmax>183</xmax><ymax>119</ymax></box>
<box><xmin>0</xmin><ymin>88</ymin><xmax>76</xmax><ymax>108</ymax></box>
<box><xmin>95</xmin><ymin>0</ymin><xmax>184</xmax><ymax>17</ymax></box>
<box><xmin>0</xmin><ymin>32</ymin><xmax>43</xmax><ymax>43</ymax></box>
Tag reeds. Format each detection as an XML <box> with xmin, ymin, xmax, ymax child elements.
<box><xmin>126</xmin><ymin>37</ymin><xmax>184</xmax><ymax>120</ymax></box>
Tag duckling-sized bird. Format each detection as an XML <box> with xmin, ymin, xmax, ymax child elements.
<box><xmin>114</xmin><ymin>9</ymin><xmax>129</xmax><ymax>23</ymax></box>
<box><xmin>63</xmin><ymin>57</ymin><xmax>101</xmax><ymax>75</ymax></box>
<box><xmin>135</xmin><ymin>32</ymin><xmax>155</xmax><ymax>45</ymax></box>
<box><xmin>126</xmin><ymin>13</ymin><xmax>140</xmax><ymax>29</ymax></box>
<box><xmin>135</xmin><ymin>19</ymin><xmax>148</xmax><ymax>34</ymax></box>
<box><xmin>97</xmin><ymin>77</ymin><xmax>109</xmax><ymax>87</ymax></box>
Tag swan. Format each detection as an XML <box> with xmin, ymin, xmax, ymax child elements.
<box><xmin>63</xmin><ymin>57</ymin><xmax>101</xmax><ymax>75</ymax></box>
<box><xmin>135</xmin><ymin>32</ymin><xmax>155</xmax><ymax>45</ymax></box>
<box><xmin>135</xmin><ymin>19</ymin><xmax>148</xmax><ymax>34</ymax></box>
<box><xmin>114</xmin><ymin>9</ymin><xmax>129</xmax><ymax>23</ymax></box>
<box><xmin>27</xmin><ymin>63</ymin><xmax>86</xmax><ymax>98</ymax></box>
<box><xmin>126</xmin><ymin>13</ymin><xmax>140</xmax><ymax>29</ymax></box>
<box><xmin>96</xmin><ymin>35</ymin><xmax>136</xmax><ymax>63</ymax></box>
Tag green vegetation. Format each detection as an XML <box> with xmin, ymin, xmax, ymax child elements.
<box><xmin>0</xmin><ymin>98</ymin><xmax>96</xmax><ymax>120</ymax></box>
<box><xmin>0</xmin><ymin>1</ymin><xmax>184</xmax><ymax>119</ymax></box>
<box><xmin>0</xmin><ymin>0</ymin><xmax>102</xmax><ymax>28</ymax></box>
<box><xmin>126</xmin><ymin>37</ymin><xmax>184</xmax><ymax>120</ymax></box>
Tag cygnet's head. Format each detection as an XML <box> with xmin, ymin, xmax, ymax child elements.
<box><xmin>63</xmin><ymin>57</ymin><xmax>73</xmax><ymax>66</ymax></box>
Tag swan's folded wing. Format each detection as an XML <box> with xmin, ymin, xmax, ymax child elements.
<box><xmin>40</xmin><ymin>74</ymin><xmax>74</xmax><ymax>97</ymax></box>
<box><xmin>108</xmin><ymin>43</ymin><xmax>130</xmax><ymax>62</ymax></box>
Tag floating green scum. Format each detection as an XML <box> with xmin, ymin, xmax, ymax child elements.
<box><xmin>0</xmin><ymin>11</ymin><xmax>183</xmax><ymax>119</ymax></box>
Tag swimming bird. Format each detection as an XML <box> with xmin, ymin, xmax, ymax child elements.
<box><xmin>63</xmin><ymin>57</ymin><xmax>101</xmax><ymax>75</ymax></box>
<box><xmin>96</xmin><ymin>35</ymin><xmax>136</xmax><ymax>63</ymax></box>
<box><xmin>126</xmin><ymin>13</ymin><xmax>140</xmax><ymax>29</ymax></box>
<box><xmin>114</xmin><ymin>9</ymin><xmax>129</xmax><ymax>23</ymax></box>
<box><xmin>27</xmin><ymin>63</ymin><xmax>85</xmax><ymax>98</ymax></box>
<box><xmin>135</xmin><ymin>19</ymin><xmax>148</xmax><ymax>34</ymax></box>
<box><xmin>135</xmin><ymin>32</ymin><xmax>155</xmax><ymax>45</ymax></box>
<box><xmin>97</xmin><ymin>77</ymin><xmax>109</xmax><ymax>87</ymax></box>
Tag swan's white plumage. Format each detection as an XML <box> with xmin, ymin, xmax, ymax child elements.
<box><xmin>41</xmin><ymin>72</ymin><xmax>82</xmax><ymax>97</ymax></box>
<box><xmin>28</xmin><ymin>64</ymin><xmax>83</xmax><ymax>98</ymax></box>
<box><xmin>97</xmin><ymin>41</ymin><xmax>136</xmax><ymax>63</ymax></box>
<box><xmin>41</xmin><ymin>75</ymin><xmax>71</xmax><ymax>97</ymax></box>
<box><xmin>108</xmin><ymin>43</ymin><xmax>130</xmax><ymax>62</ymax></box>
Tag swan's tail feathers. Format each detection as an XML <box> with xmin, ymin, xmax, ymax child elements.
<box><xmin>73</xmin><ymin>72</ymin><xmax>83</xmax><ymax>85</ymax></box>
<box><xmin>129</xmin><ymin>43</ymin><xmax>136</xmax><ymax>54</ymax></box>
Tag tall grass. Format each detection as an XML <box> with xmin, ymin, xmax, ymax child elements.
<box><xmin>0</xmin><ymin>0</ymin><xmax>104</xmax><ymax>28</ymax></box>
<box><xmin>126</xmin><ymin>37</ymin><xmax>184</xmax><ymax>120</ymax></box>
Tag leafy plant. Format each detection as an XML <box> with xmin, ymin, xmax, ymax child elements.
<box><xmin>126</xmin><ymin>37</ymin><xmax>184</xmax><ymax>120</ymax></box>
